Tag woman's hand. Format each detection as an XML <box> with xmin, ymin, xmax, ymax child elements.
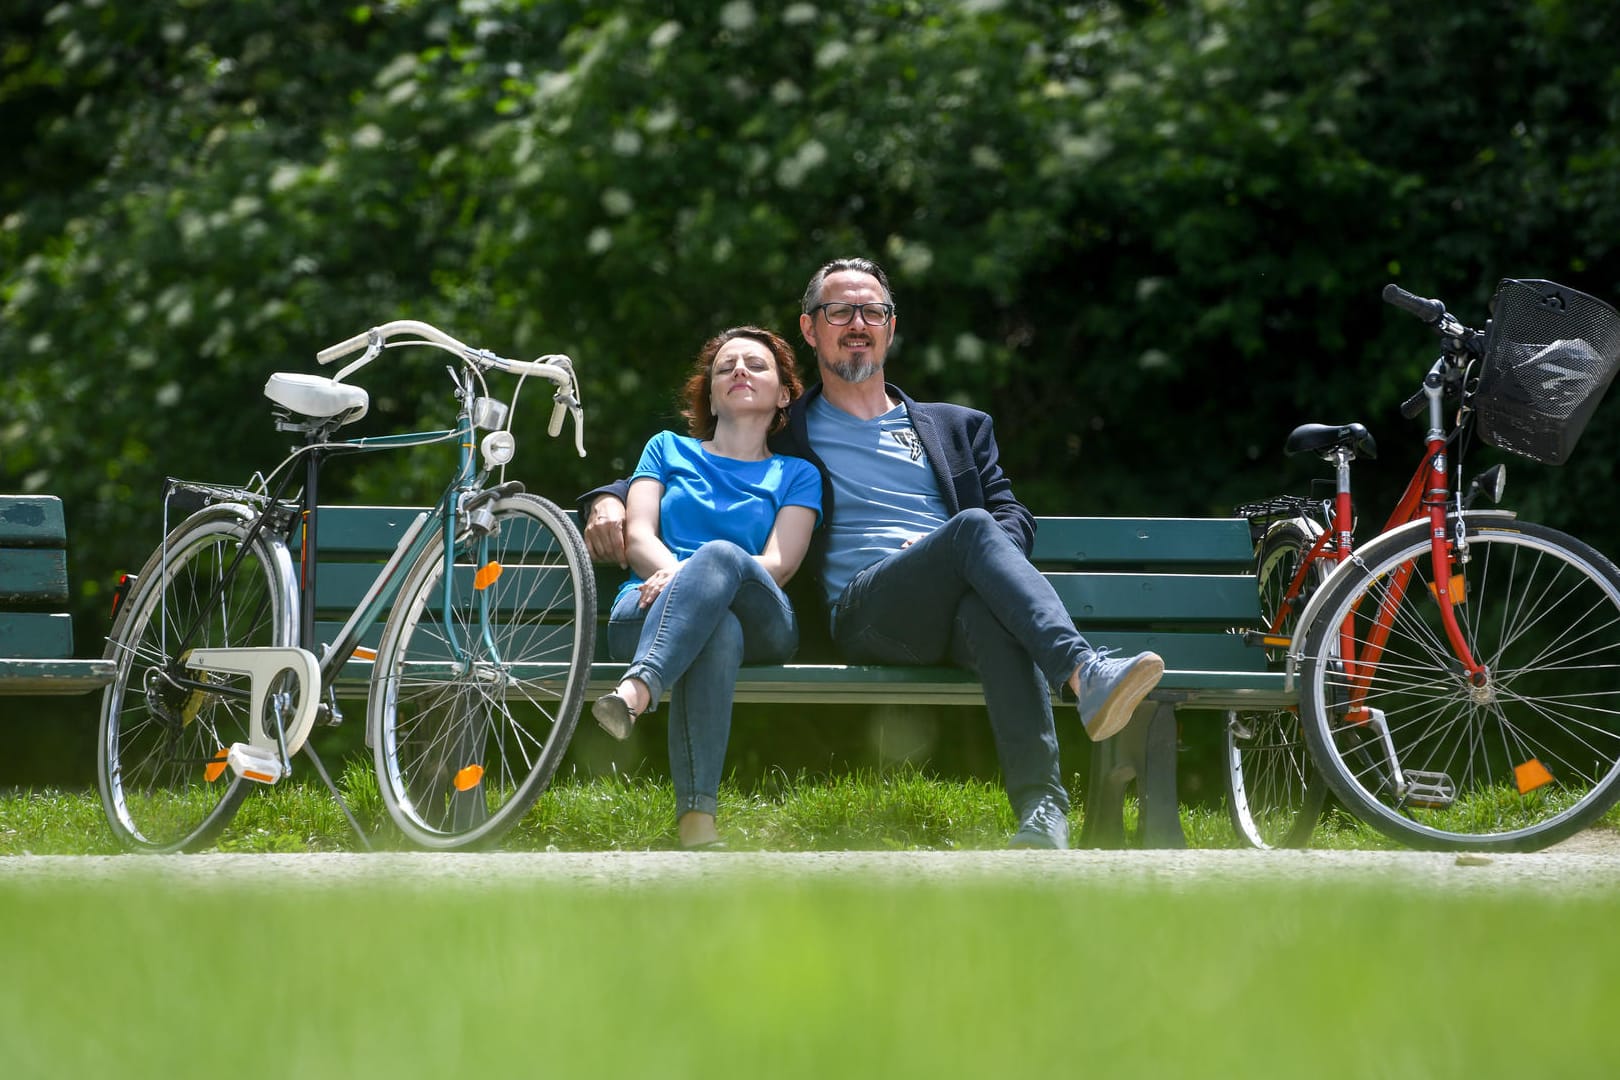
<box><xmin>637</xmin><ymin>565</ymin><xmax>678</xmax><ymax>608</ymax></box>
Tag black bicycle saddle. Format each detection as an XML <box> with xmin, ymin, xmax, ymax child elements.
<box><xmin>1284</xmin><ymin>422</ymin><xmax>1377</xmax><ymax>460</ymax></box>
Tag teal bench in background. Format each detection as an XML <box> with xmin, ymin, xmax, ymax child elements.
<box><xmin>0</xmin><ymin>495</ymin><xmax>115</xmax><ymax>696</ymax></box>
<box><xmin>306</xmin><ymin>507</ymin><xmax>1291</xmax><ymax>847</ymax></box>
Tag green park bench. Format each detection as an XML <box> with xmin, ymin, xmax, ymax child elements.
<box><xmin>0</xmin><ymin>495</ymin><xmax>116</xmax><ymax>696</ymax></box>
<box><xmin>311</xmin><ymin>506</ymin><xmax>1293</xmax><ymax>848</ymax></box>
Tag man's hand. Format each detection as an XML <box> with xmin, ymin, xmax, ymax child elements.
<box><xmin>584</xmin><ymin>495</ymin><xmax>628</xmax><ymax>568</ymax></box>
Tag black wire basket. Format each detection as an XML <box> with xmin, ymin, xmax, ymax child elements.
<box><xmin>1473</xmin><ymin>278</ymin><xmax>1620</xmax><ymax>465</ymax></box>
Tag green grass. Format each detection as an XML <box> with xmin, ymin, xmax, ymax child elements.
<box><xmin>0</xmin><ymin>759</ymin><xmax>1403</xmax><ymax>854</ymax></box>
<box><xmin>7</xmin><ymin>759</ymin><xmax>1620</xmax><ymax>854</ymax></box>
<box><xmin>3</xmin><ymin>872</ymin><xmax>1618</xmax><ymax>1078</ymax></box>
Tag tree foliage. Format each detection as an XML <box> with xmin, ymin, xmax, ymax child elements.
<box><xmin>5</xmin><ymin>0</ymin><xmax>1620</xmax><ymax>646</ymax></box>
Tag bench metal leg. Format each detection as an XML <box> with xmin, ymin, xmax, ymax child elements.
<box><xmin>1078</xmin><ymin>700</ymin><xmax>1187</xmax><ymax>849</ymax></box>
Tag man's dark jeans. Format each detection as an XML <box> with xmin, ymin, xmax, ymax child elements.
<box><xmin>830</xmin><ymin>508</ymin><xmax>1090</xmax><ymax>814</ymax></box>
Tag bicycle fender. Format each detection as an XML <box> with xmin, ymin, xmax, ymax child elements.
<box><xmin>1284</xmin><ymin>509</ymin><xmax>1521</xmax><ymax>689</ymax></box>
<box><xmin>103</xmin><ymin>501</ymin><xmax>296</xmax><ymax>659</ymax></box>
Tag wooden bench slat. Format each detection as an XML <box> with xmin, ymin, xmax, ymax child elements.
<box><xmin>292</xmin><ymin>506</ymin><xmax>430</xmax><ymax>555</ymax></box>
<box><xmin>313</xmin><ymin>566</ymin><xmax>1267</xmax><ymax>628</ymax></box>
<box><xmin>305</xmin><ymin>508</ymin><xmax>1262</xmax><ymax>566</ymax></box>
<box><xmin>312</xmin><ymin>562</ymin><xmax>581</xmax><ymax>617</ymax></box>
<box><xmin>0</xmin><ymin>612</ymin><xmax>77</xmax><ymax>659</ymax></box>
<box><xmin>0</xmin><ymin>658</ymin><xmax>115</xmax><ymax>695</ymax></box>
<box><xmin>0</xmin><ymin>496</ymin><xmax>68</xmax><ymax>547</ymax></box>
<box><xmin>1031</xmin><ymin>516</ymin><xmax>1254</xmax><ymax>568</ymax></box>
<box><xmin>326</xmin><ymin>658</ymin><xmax>1288</xmax><ymax>706</ymax></box>
<box><xmin>1048</xmin><ymin>572</ymin><xmax>1264</xmax><ymax>626</ymax></box>
<box><xmin>0</xmin><ymin>548</ymin><xmax>70</xmax><ymax>603</ymax></box>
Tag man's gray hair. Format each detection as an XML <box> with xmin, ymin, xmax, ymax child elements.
<box><xmin>801</xmin><ymin>257</ymin><xmax>895</xmax><ymax>313</ymax></box>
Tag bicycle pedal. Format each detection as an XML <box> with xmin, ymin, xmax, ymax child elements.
<box><xmin>1401</xmin><ymin>769</ymin><xmax>1455</xmax><ymax>809</ymax></box>
<box><xmin>227</xmin><ymin>743</ymin><xmax>285</xmax><ymax>785</ymax></box>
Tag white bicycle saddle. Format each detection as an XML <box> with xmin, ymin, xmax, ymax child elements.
<box><xmin>263</xmin><ymin>372</ymin><xmax>370</xmax><ymax>425</ymax></box>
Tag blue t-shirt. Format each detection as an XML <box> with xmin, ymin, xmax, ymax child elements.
<box><xmin>616</xmin><ymin>430</ymin><xmax>822</xmax><ymax>604</ymax></box>
<box><xmin>806</xmin><ymin>395</ymin><xmax>948</xmax><ymax>605</ymax></box>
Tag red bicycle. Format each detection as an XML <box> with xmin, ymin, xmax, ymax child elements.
<box><xmin>1226</xmin><ymin>278</ymin><xmax>1620</xmax><ymax>851</ymax></box>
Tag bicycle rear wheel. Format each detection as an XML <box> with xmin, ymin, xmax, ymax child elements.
<box><xmin>1225</xmin><ymin>517</ymin><xmax>1330</xmax><ymax>848</ymax></box>
<box><xmin>98</xmin><ymin>505</ymin><xmax>298</xmax><ymax>852</ymax></box>
<box><xmin>1298</xmin><ymin>515</ymin><xmax>1620</xmax><ymax>850</ymax></box>
<box><xmin>369</xmin><ymin>492</ymin><xmax>595</xmax><ymax>849</ymax></box>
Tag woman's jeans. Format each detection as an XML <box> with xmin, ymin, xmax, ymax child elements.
<box><xmin>831</xmin><ymin>508</ymin><xmax>1090</xmax><ymax>816</ymax></box>
<box><xmin>607</xmin><ymin>540</ymin><xmax>799</xmax><ymax>819</ymax></box>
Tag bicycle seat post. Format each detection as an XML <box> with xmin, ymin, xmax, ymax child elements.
<box><xmin>299</xmin><ymin>442</ymin><xmax>324</xmax><ymax>652</ymax></box>
<box><xmin>1329</xmin><ymin>446</ymin><xmax>1355</xmax><ymax>564</ymax></box>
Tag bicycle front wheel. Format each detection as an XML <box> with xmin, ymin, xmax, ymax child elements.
<box><xmin>369</xmin><ymin>492</ymin><xmax>595</xmax><ymax>849</ymax></box>
<box><xmin>1298</xmin><ymin>515</ymin><xmax>1620</xmax><ymax>850</ymax></box>
<box><xmin>1225</xmin><ymin>517</ymin><xmax>1330</xmax><ymax>848</ymax></box>
<box><xmin>98</xmin><ymin>505</ymin><xmax>298</xmax><ymax>851</ymax></box>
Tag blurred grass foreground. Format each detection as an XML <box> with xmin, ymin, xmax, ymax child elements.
<box><xmin>3</xmin><ymin>866</ymin><xmax>1619</xmax><ymax>1078</ymax></box>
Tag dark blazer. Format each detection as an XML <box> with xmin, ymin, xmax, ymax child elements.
<box><xmin>578</xmin><ymin>382</ymin><xmax>1038</xmax><ymax>644</ymax></box>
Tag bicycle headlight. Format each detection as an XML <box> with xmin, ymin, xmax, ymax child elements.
<box><xmin>1466</xmin><ymin>463</ymin><xmax>1507</xmax><ymax>507</ymax></box>
<box><xmin>481</xmin><ymin>429</ymin><xmax>516</xmax><ymax>468</ymax></box>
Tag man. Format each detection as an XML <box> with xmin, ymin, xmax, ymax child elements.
<box><xmin>580</xmin><ymin>257</ymin><xmax>1163</xmax><ymax>849</ymax></box>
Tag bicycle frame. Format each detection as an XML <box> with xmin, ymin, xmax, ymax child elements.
<box><xmin>149</xmin><ymin>369</ymin><xmax>511</xmax><ymax>740</ymax></box>
<box><xmin>1266</xmin><ymin>354</ymin><xmax>1487</xmax><ymax>714</ymax></box>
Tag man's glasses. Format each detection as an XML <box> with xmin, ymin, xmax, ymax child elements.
<box><xmin>808</xmin><ymin>301</ymin><xmax>895</xmax><ymax>327</ymax></box>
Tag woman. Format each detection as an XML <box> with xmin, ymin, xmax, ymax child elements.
<box><xmin>593</xmin><ymin>326</ymin><xmax>821</xmax><ymax>849</ymax></box>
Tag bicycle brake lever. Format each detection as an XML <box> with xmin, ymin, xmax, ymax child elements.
<box><xmin>570</xmin><ymin>403</ymin><xmax>587</xmax><ymax>458</ymax></box>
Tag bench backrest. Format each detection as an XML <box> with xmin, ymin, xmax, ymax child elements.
<box><xmin>298</xmin><ymin>507</ymin><xmax>1268</xmax><ymax>680</ymax></box>
<box><xmin>0</xmin><ymin>495</ymin><xmax>80</xmax><ymax>660</ymax></box>
<box><xmin>1027</xmin><ymin>516</ymin><xmax>1266</xmax><ymax>672</ymax></box>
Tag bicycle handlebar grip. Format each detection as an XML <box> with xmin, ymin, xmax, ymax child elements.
<box><xmin>316</xmin><ymin>330</ymin><xmax>371</xmax><ymax>365</ymax></box>
<box><xmin>547</xmin><ymin>400</ymin><xmax>566</xmax><ymax>438</ymax></box>
<box><xmin>1399</xmin><ymin>388</ymin><xmax>1428</xmax><ymax>420</ymax></box>
<box><xmin>1382</xmin><ymin>283</ymin><xmax>1447</xmax><ymax>325</ymax></box>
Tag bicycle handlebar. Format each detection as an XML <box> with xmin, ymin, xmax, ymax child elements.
<box><xmin>315</xmin><ymin>319</ymin><xmax>587</xmax><ymax>456</ymax></box>
<box><xmin>1382</xmin><ymin>283</ymin><xmax>1447</xmax><ymax>325</ymax></box>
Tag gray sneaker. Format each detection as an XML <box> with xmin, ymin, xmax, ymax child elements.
<box><xmin>1076</xmin><ymin>649</ymin><xmax>1164</xmax><ymax>741</ymax></box>
<box><xmin>1010</xmin><ymin>797</ymin><xmax>1070</xmax><ymax>850</ymax></box>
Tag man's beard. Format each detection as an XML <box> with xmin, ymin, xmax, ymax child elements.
<box><xmin>826</xmin><ymin>355</ymin><xmax>881</xmax><ymax>383</ymax></box>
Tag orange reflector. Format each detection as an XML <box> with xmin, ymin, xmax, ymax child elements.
<box><xmin>243</xmin><ymin>770</ymin><xmax>277</xmax><ymax>784</ymax></box>
<box><xmin>204</xmin><ymin>748</ymin><xmax>229</xmax><ymax>783</ymax></box>
<box><xmin>1427</xmin><ymin>575</ymin><xmax>1467</xmax><ymax>604</ymax></box>
<box><xmin>474</xmin><ymin>562</ymin><xmax>503</xmax><ymax>590</ymax></box>
<box><xmin>1515</xmin><ymin>758</ymin><xmax>1554</xmax><ymax>795</ymax></box>
<box><xmin>453</xmin><ymin>764</ymin><xmax>485</xmax><ymax>791</ymax></box>
<box><xmin>352</xmin><ymin>646</ymin><xmax>377</xmax><ymax>661</ymax></box>
<box><xmin>1261</xmin><ymin>635</ymin><xmax>1291</xmax><ymax>648</ymax></box>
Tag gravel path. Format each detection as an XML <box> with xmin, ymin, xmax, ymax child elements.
<box><xmin>7</xmin><ymin>830</ymin><xmax>1620</xmax><ymax>894</ymax></box>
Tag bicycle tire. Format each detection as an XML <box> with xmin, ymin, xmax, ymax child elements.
<box><xmin>1225</xmin><ymin>517</ymin><xmax>1331</xmax><ymax>848</ymax></box>
<box><xmin>97</xmin><ymin>505</ymin><xmax>299</xmax><ymax>852</ymax></box>
<box><xmin>1298</xmin><ymin>514</ymin><xmax>1620</xmax><ymax>851</ymax></box>
<box><xmin>369</xmin><ymin>492</ymin><xmax>595</xmax><ymax>849</ymax></box>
